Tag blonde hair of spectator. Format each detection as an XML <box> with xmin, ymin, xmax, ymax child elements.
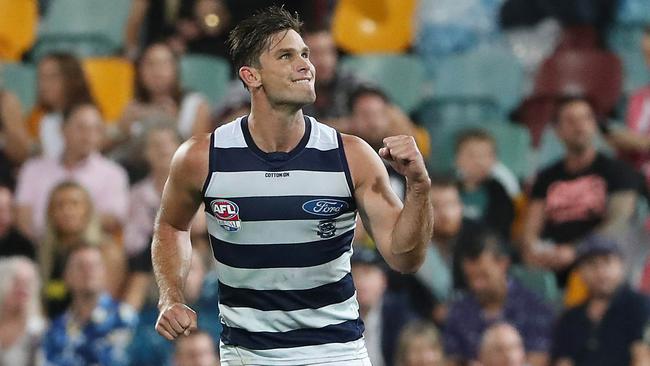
<box><xmin>0</xmin><ymin>256</ymin><xmax>44</xmax><ymax>325</ymax></box>
<box><xmin>39</xmin><ymin>181</ymin><xmax>104</xmax><ymax>285</ymax></box>
<box><xmin>394</xmin><ymin>321</ymin><xmax>444</xmax><ymax>366</ymax></box>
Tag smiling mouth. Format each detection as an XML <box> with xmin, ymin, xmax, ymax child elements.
<box><xmin>292</xmin><ymin>79</ymin><xmax>311</xmax><ymax>84</ymax></box>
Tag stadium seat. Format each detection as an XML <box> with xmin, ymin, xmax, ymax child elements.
<box><xmin>33</xmin><ymin>0</ymin><xmax>131</xmax><ymax>59</ymax></box>
<box><xmin>616</xmin><ymin>0</ymin><xmax>650</xmax><ymax>26</ymax></box>
<box><xmin>332</xmin><ymin>0</ymin><xmax>416</xmax><ymax>54</ymax></box>
<box><xmin>0</xmin><ymin>0</ymin><xmax>38</xmax><ymax>61</ymax></box>
<box><xmin>180</xmin><ymin>55</ymin><xmax>231</xmax><ymax>106</ymax></box>
<box><xmin>533</xmin><ymin>49</ymin><xmax>623</xmax><ymax>117</ymax></box>
<box><xmin>607</xmin><ymin>25</ymin><xmax>650</xmax><ymax>94</ymax></box>
<box><xmin>414</xmin><ymin>97</ymin><xmax>503</xmax><ymax>127</ymax></box>
<box><xmin>512</xmin><ymin>95</ymin><xmax>556</xmax><ymax>148</ymax></box>
<box><xmin>339</xmin><ymin>54</ymin><xmax>426</xmax><ymax>113</ymax></box>
<box><xmin>556</xmin><ymin>25</ymin><xmax>599</xmax><ymax>51</ymax></box>
<box><xmin>0</xmin><ymin>62</ymin><xmax>37</xmax><ymax>111</ymax></box>
<box><xmin>431</xmin><ymin>45</ymin><xmax>525</xmax><ymax>114</ymax></box>
<box><xmin>510</xmin><ymin>265</ymin><xmax>561</xmax><ymax>307</ymax></box>
<box><xmin>82</xmin><ymin>58</ymin><xmax>134</xmax><ymax>123</ymax></box>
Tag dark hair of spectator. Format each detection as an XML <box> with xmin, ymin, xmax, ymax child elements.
<box><xmin>458</xmin><ymin>226</ymin><xmax>509</xmax><ymax>262</ymax></box>
<box><xmin>454</xmin><ymin>128</ymin><xmax>496</xmax><ymax>154</ymax></box>
<box><xmin>134</xmin><ymin>42</ymin><xmax>183</xmax><ymax>105</ymax></box>
<box><xmin>553</xmin><ymin>94</ymin><xmax>597</xmax><ymax>124</ymax></box>
<box><xmin>61</xmin><ymin>102</ymin><xmax>100</xmax><ymax>124</ymax></box>
<box><xmin>429</xmin><ymin>174</ymin><xmax>459</xmax><ymax>190</ymax></box>
<box><xmin>347</xmin><ymin>84</ymin><xmax>390</xmax><ymax>113</ymax></box>
<box><xmin>227</xmin><ymin>5</ymin><xmax>303</xmax><ymax>86</ymax></box>
<box><xmin>38</xmin><ymin>53</ymin><xmax>94</xmax><ymax>112</ymax></box>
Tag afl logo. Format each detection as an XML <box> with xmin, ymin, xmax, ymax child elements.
<box><xmin>210</xmin><ymin>199</ymin><xmax>241</xmax><ymax>232</ymax></box>
<box><xmin>302</xmin><ymin>199</ymin><xmax>348</xmax><ymax>217</ymax></box>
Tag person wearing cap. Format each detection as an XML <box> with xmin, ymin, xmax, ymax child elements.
<box><xmin>552</xmin><ymin>234</ymin><xmax>650</xmax><ymax>366</ymax></box>
<box><xmin>351</xmin><ymin>246</ymin><xmax>418</xmax><ymax>366</ymax></box>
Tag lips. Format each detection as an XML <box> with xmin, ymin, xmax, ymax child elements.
<box><xmin>292</xmin><ymin>77</ymin><xmax>312</xmax><ymax>84</ymax></box>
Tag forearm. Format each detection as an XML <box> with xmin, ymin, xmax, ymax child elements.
<box><xmin>388</xmin><ymin>179</ymin><xmax>433</xmax><ymax>273</ymax></box>
<box><xmin>152</xmin><ymin>220</ymin><xmax>192</xmax><ymax>307</ymax></box>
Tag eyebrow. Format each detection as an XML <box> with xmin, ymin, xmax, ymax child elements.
<box><xmin>274</xmin><ymin>47</ymin><xmax>310</xmax><ymax>55</ymax></box>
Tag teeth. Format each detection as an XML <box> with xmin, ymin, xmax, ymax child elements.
<box><xmin>293</xmin><ymin>79</ymin><xmax>310</xmax><ymax>83</ymax></box>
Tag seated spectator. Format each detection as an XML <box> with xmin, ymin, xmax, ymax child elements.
<box><xmin>124</xmin><ymin>0</ymin><xmax>186</xmax><ymax>59</ymax></box>
<box><xmin>454</xmin><ymin>128</ymin><xmax>515</xmax><ymax>238</ymax></box>
<box><xmin>524</xmin><ymin>95</ymin><xmax>639</xmax><ymax>285</ymax></box>
<box><xmin>444</xmin><ymin>227</ymin><xmax>554</xmax><ymax>366</ymax></box>
<box><xmin>552</xmin><ymin>235</ymin><xmax>650</xmax><ymax>366</ymax></box>
<box><xmin>39</xmin><ymin>182</ymin><xmax>125</xmax><ymax>318</ymax></box>
<box><xmin>42</xmin><ymin>244</ymin><xmax>137</xmax><ymax>366</ymax></box>
<box><xmin>478</xmin><ymin>322</ymin><xmax>528</xmax><ymax>366</ymax></box>
<box><xmin>167</xmin><ymin>0</ymin><xmax>232</xmax><ymax>58</ymax></box>
<box><xmin>394</xmin><ymin>321</ymin><xmax>445</xmax><ymax>366</ymax></box>
<box><xmin>127</xmin><ymin>251</ymin><xmax>220</xmax><ymax>366</ymax></box>
<box><xmin>26</xmin><ymin>53</ymin><xmax>94</xmax><ymax>159</ymax></box>
<box><xmin>0</xmin><ymin>86</ymin><xmax>32</xmax><ymax>171</ymax></box>
<box><xmin>16</xmin><ymin>103</ymin><xmax>129</xmax><ymax>239</ymax></box>
<box><xmin>352</xmin><ymin>247</ymin><xmax>417</xmax><ymax>366</ymax></box>
<box><xmin>0</xmin><ymin>256</ymin><xmax>46</xmax><ymax>366</ymax></box>
<box><xmin>113</xmin><ymin>42</ymin><xmax>211</xmax><ymax>145</ymax></box>
<box><xmin>173</xmin><ymin>329</ymin><xmax>220</xmax><ymax>366</ymax></box>
<box><xmin>0</xmin><ymin>185</ymin><xmax>36</xmax><ymax>260</ymax></box>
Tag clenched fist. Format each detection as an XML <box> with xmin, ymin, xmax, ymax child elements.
<box><xmin>378</xmin><ymin>135</ymin><xmax>429</xmax><ymax>184</ymax></box>
<box><xmin>155</xmin><ymin>302</ymin><xmax>198</xmax><ymax>340</ymax></box>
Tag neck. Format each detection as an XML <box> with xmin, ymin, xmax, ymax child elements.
<box><xmin>71</xmin><ymin>292</ymin><xmax>100</xmax><ymax>324</ymax></box>
<box><xmin>62</xmin><ymin>150</ymin><xmax>90</xmax><ymax>168</ymax></box>
<box><xmin>248</xmin><ymin>97</ymin><xmax>305</xmax><ymax>153</ymax></box>
<box><xmin>564</xmin><ymin>147</ymin><xmax>597</xmax><ymax>172</ymax></box>
<box><xmin>480</xmin><ymin>281</ymin><xmax>508</xmax><ymax>316</ymax></box>
<box><xmin>59</xmin><ymin>232</ymin><xmax>83</xmax><ymax>248</ymax></box>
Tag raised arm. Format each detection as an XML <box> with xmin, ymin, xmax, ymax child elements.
<box><xmin>344</xmin><ymin>134</ymin><xmax>433</xmax><ymax>273</ymax></box>
<box><xmin>152</xmin><ymin>134</ymin><xmax>209</xmax><ymax>340</ymax></box>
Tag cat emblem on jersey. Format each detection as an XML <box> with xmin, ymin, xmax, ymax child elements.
<box><xmin>317</xmin><ymin>219</ymin><xmax>337</xmax><ymax>239</ymax></box>
<box><xmin>211</xmin><ymin>199</ymin><xmax>241</xmax><ymax>232</ymax></box>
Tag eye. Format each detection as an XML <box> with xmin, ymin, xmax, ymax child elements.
<box><xmin>301</xmin><ymin>52</ymin><xmax>309</xmax><ymax>58</ymax></box>
<box><xmin>280</xmin><ymin>53</ymin><xmax>290</xmax><ymax>60</ymax></box>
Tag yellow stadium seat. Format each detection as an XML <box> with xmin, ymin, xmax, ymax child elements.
<box><xmin>332</xmin><ymin>0</ymin><xmax>416</xmax><ymax>54</ymax></box>
<box><xmin>564</xmin><ymin>269</ymin><xmax>589</xmax><ymax>307</ymax></box>
<box><xmin>82</xmin><ymin>58</ymin><xmax>134</xmax><ymax>123</ymax></box>
<box><xmin>0</xmin><ymin>0</ymin><xmax>38</xmax><ymax>60</ymax></box>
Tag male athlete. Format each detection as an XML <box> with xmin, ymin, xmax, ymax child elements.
<box><xmin>153</xmin><ymin>6</ymin><xmax>433</xmax><ymax>365</ymax></box>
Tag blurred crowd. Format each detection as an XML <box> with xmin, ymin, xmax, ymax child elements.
<box><xmin>1</xmin><ymin>0</ymin><xmax>650</xmax><ymax>365</ymax></box>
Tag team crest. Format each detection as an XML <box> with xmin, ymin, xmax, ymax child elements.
<box><xmin>317</xmin><ymin>219</ymin><xmax>337</xmax><ymax>239</ymax></box>
<box><xmin>211</xmin><ymin>199</ymin><xmax>241</xmax><ymax>232</ymax></box>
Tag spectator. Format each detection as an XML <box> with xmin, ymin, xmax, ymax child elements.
<box><xmin>0</xmin><ymin>185</ymin><xmax>36</xmax><ymax>260</ymax></box>
<box><xmin>42</xmin><ymin>244</ymin><xmax>137</xmax><ymax>366</ymax></box>
<box><xmin>167</xmin><ymin>0</ymin><xmax>232</xmax><ymax>58</ymax></box>
<box><xmin>478</xmin><ymin>322</ymin><xmax>528</xmax><ymax>366</ymax></box>
<box><xmin>523</xmin><ymin>95</ymin><xmax>639</xmax><ymax>284</ymax></box>
<box><xmin>444</xmin><ymin>227</ymin><xmax>554</xmax><ymax>366</ymax></box>
<box><xmin>394</xmin><ymin>321</ymin><xmax>445</xmax><ymax>366</ymax></box>
<box><xmin>454</xmin><ymin>128</ymin><xmax>515</xmax><ymax>238</ymax></box>
<box><xmin>113</xmin><ymin>42</ymin><xmax>211</xmax><ymax>146</ymax></box>
<box><xmin>127</xmin><ymin>251</ymin><xmax>220</xmax><ymax>366</ymax></box>
<box><xmin>0</xmin><ymin>84</ymin><xmax>32</xmax><ymax>169</ymax></box>
<box><xmin>124</xmin><ymin>0</ymin><xmax>187</xmax><ymax>59</ymax></box>
<box><xmin>352</xmin><ymin>247</ymin><xmax>417</xmax><ymax>366</ymax></box>
<box><xmin>173</xmin><ymin>329</ymin><xmax>220</xmax><ymax>366</ymax></box>
<box><xmin>552</xmin><ymin>235</ymin><xmax>650</xmax><ymax>366</ymax></box>
<box><xmin>39</xmin><ymin>181</ymin><xmax>125</xmax><ymax>318</ymax></box>
<box><xmin>0</xmin><ymin>257</ymin><xmax>46</xmax><ymax>366</ymax></box>
<box><xmin>16</xmin><ymin>103</ymin><xmax>129</xmax><ymax>239</ymax></box>
<box><xmin>26</xmin><ymin>53</ymin><xmax>94</xmax><ymax>159</ymax></box>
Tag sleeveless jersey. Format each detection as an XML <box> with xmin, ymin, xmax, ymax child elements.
<box><xmin>202</xmin><ymin>115</ymin><xmax>368</xmax><ymax>364</ymax></box>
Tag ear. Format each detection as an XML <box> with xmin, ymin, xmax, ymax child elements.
<box><xmin>239</xmin><ymin>66</ymin><xmax>262</xmax><ymax>89</ymax></box>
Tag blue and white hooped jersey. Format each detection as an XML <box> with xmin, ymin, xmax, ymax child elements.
<box><xmin>202</xmin><ymin>115</ymin><xmax>367</xmax><ymax>365</ymax></box>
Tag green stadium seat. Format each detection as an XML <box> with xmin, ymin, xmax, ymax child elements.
<box><xmin>1</xmin><ymin>62</ymin><xmax>36</xmax><ymax>110</ymax></box>
<box><xmin>339</xmin><ymin>54</ymin><xmax>426</xmax><ymax>113</ymax></box>
<box><xmin>180</xmin><ymin>55</ymin><xmax>232</xmax><ymax>106</ymax></box>
<box><xmin>33</xmin><ymin>0</ymin><xmax>131</xmax><ymax>59</ymax></box>
<box><xmin>607</xmin><ymin>25</ymin><xmax>650</xmax><ymax>94</ymax></box>
<box><xmin>510</xmin><ymin>264</ymin><xmax>561</xmax><ymax>307</ymax></box>
<box><xmin>414</xmin><ymin>96</ymin><xmax>503</xmax><ymax>127</ymax></box>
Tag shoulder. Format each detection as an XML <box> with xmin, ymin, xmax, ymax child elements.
<box><xmin>19</xmin><ymin>157</ymin><xmax>52</xmax><ymax>175</ymax></box>
<box><xmin>340</xmin><ymin>133</ymin><xmax>377</xmax><ymax>159</ymax></box>
<box><xmin>170</xmin><ymin>133</ymin><xmax>211</xmax><ymax>187</ymax></box>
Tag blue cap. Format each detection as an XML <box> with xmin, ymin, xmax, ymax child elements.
<box><xmin>575</xmin><ymin>234</ymin><xmax>622</xmax><ymax>265</ymax></box>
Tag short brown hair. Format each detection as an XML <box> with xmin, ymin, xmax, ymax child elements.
<box><xmin>455</xmin><ymin>128</ymin><xmax>496</xmax><ymax>154</ymax></box>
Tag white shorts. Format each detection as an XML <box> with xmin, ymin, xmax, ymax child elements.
<box><xmin>219</xmin><ymin>357</ymin><xmax>372</xmax><ymax>366</ymax></box>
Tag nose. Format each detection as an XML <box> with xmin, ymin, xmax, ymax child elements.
<box><xmin>296</xmin><ymin>56</ymin><xmax>312</xmax><ymax>75</ymax></box>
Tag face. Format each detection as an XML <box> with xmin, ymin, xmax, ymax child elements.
<box><xmin>303</xmin><ymin>31</ymin><xmax>337</xmax><ymax>85</ymax></box>
<box><xmin>145</xmin><ymin>128</ymin><xmax>181</xmax><ymax>174</ymax></box>
<box><xmin>4</xmin><ymin>260</ymin><xmax>37</xmax><ymax>312</ymax></box>
<box><xmin>140</xmin><ymin>44</ymin><xmax>177</xmax><ymax>97</ymax></box>
<box><xmin>430</xmin><ymin>186</ymin><xmax>463</xmax><ymax>238</ymax></box>
<box><xmin>462</xmin><ymin>252</ymin><xmax>508</xmax><ymax>305</ymax></box>
<box><xmin>63</xmin><ymin>105</ymin><xmax>103</xmax><ymax>157</ymax></box>
<box><xmin>65</xmin><ymin>247</ymin><xmax>106</xmax><ymax>295</ymax></box>
<box><xmin>350</xmin><ymin>94</ymin><xmax>391</xmax><ymax>149</ymax></box>
<box><xmin>456</xmin><ymin>139</ymin><xmax>496</xmax><ymax>184</ymax></box>
<box><xmin>38</xmin><ymin>58</ymin><xmax>65</xmax><ymax>109</ymax></box>
<box><xmin>403</xmin><ymin>336</ymin><xmax>445</xmax><ymax>366</ymax></box>
<box><xmin>184</xmin><ymin>253</ymin><xmax>206</xmax><ymax>304</ymax></box>
<box><xmin>642</xmin><ymin>31</ymin><xmax>650</xmax><ymax>67</ymax></box>
<box><xmin>555</xmin><ymin>100</ymin><xmax>597</xmax><ymax>154</ymax></box>
<box><xmin>480</xmin><ymin>325</ymin><xmax>526</xmax><ymax>366</ymax></box>
<box><xmin>50</xmin><ymin>187</ymin><xmax>91</xmax><ymax>236</ymax></box>
<box><xmin>175</xmin><ymin>333</ymin><xmax>219</xmax><ymax>366</ymax></box>
<box><xmin>0</xmin><ymin>187</ymin><xmax>13</xmax><ymax>235</ymax></box>
<box><xmin>250</xmin><ymin>29</ymin><xmax>316</xmax><ymax>108</ymax></box>
<box><xmin>352</xmin><ymin>263</ymin><xmax>386</xmax><ymax>311</ymax></box>
<box><xmin>580</xmin><ymin>254</ymin><xmax>625</xmax><ymax>299</ymax></box>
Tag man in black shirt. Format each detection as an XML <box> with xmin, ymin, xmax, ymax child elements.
<box><xmin>552</xmin><ymin>235</ymin><xmax>650</xmax><ymax>366</ymax></box>
<box><xmin>523</xmin><ymin>95</ymin><xmax>639</xmax><ymax>283</ymax></box>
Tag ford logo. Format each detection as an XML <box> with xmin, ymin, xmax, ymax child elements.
<box><xmin>302</xmin><ymin>199</ymin><xmax>348</xmax><ymax>217</ymax></box>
